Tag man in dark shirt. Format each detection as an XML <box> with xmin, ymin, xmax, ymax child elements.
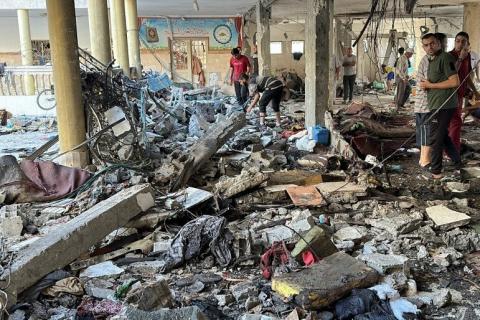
<box><xmin>230</xmin><ymin>48</ymin><xmax>251</xmax><ymax>106</ymax></box>
<box><xmin>419</xmin><ymin>33</ymin><xmax>460</xmax><ymax>179</ymax></box>
<box><xmin>240</xmin><ymin>73</ymin><xmax>284</xmax><ymax>128</ymax></box>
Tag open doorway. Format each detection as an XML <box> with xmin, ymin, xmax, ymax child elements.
<box><xmin>170</xmin><ymin>38</ymin><xmax>208</xmax><ymax>85</ymax></box>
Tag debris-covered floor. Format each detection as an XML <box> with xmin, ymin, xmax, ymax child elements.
<box><xmin>1</xmin><ymin>58</ymin><xmax>480</xmax><ymax>319</ymax></box>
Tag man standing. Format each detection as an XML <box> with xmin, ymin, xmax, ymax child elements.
<box><xmin>229</xmin><ymin>48</ymin><xmax>251</xmax><ymax>106</ymax></box>
<box><xmin>448</xmin><ymin>32</ymin><xmax>480</xmax><ymax>153</ymax></box>
<box><xmin>241</xmin><ymin>73</ymin><xmax>284</xmax><ymax>128</ymax></box>
<box><xmin>419</xmin><ymin>33</ymin><xmax>460</xmax><ymax>179</ymax></box>
<box><xmin>342</xmin><ymin>47</ymin><xmax>357</xmax><ymax>104</ymax></box>
<box><xmin>395</xmin><ymin>48</ymin><xmax>414</xmax><ymax>108</ymax></box>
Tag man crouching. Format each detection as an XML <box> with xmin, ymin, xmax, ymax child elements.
<box><xmin>239</xmin><ymin>73</ymin><xmax>285</xmax><ymax>128</ymax></box>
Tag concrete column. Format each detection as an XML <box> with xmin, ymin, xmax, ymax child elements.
<box><xmin>110</xmin><ymin>0</ymin><xmax>129</xmax><ymax>75</ymax></box>
<box><xmin>256</xmin><ymin>0</ymin><xmax>271</xmax><ymax>76</ymax></box>
<box><xmin>305</xmin><ymin>0</ymin><xmax>333</xmax><ymax>127</ymax></box>
<box><xmin>87</xmin><ymin>0</ymin><xmax>111</xmax><ymax>65</ymax></box>
<box><xmin>17</xmin><ymin>9</ymin><xmax>35</xmax><ymax>95</ymax></box>
<box><xmin>47</xmin><ymin>0</ymin><xmax>88</xmax><ymax>168</ymax></box>
<box><xmin>464</xmin><ymin>3</ymin><xmax>480</xmax><ymax>58</ymax></box>
<box><xmin>125</xmin><ymin>0</ymin><xmax>141</xmax><ymax>76</ymax></box>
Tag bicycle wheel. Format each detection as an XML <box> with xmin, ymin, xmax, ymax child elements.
<box><xmin>36</xmin><ymin>88</ymin><xmax>57</xmax><ymax>111</ymax></box>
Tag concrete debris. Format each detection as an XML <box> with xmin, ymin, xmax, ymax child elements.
<box><xmin>426</xmin><ymin>205</ymin><xmax>471</xmax><ymax>231</ymax></box>
<box><xmin>272</xmin><ymin>252</ymin><xmax>379</xmax><ymax>309</ymax></box>
<box><xmin>80</xmin><ymin>261</ymin><xmax>125</xmax><ymax>279</ymax></box>
<box><xmin>366</xmin><ymin>211</ymin><xmax>423</xmax><ymax>236</ymax></box>
<box><xmin>359</xmin><ymin>253</ymin><xmax>409</xmax><ymax>275</ymax></box>
<box><xmin>3</xmin><ymin>69</ymin><xmax>480</xmax><ymax>320</ymax></box>
<box><xmin>125</xmin><ymin>278</ymin><xmax>173</xmax><ymax>311</ymax></box>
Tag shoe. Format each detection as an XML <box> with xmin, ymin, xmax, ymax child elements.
<box><xmin>343</xmin><ymin>100</ymin><xmax>347</xmax><ymax>104</ymax></box>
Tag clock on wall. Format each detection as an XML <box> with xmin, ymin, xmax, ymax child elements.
<box><xmin>213</xmin><ymin>24</ymin><xmax>232</xmax><ymax>44</ymax></box>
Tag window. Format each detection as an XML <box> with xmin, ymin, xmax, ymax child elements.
<box><xmin>291</xmin><ymin>40</ymin><xmax>304</xmax><ymax>53</ymax></box>
<box><xmin>270</xmin><ymin>41</ymin><xmax>283</xmax><ymax>54</ymax></box>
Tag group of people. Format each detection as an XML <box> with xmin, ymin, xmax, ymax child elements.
<box><xmin>414</xmin><ymin>31</ymin><xmax>479</xmax><ymax>179</ymax></box>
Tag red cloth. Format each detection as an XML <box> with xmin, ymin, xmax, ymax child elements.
<box><xmin>448</xmin><ymin>50</ymin><xmax>470</xmax><ymax>153</ymax></box>
<box><xmin>19</xmin><ymin>160</ymin><xmax>91</xmax><ymax>201</ymax></box>
<box><xmin>449</xmin><ymin>50</ymin><xmax>471</xmax><ymax>99</ymax></box>
<box><xmin>230</xmin><ymin>55</ymin><xmax>250</xmax><ymax>81</ymax></box>
<box><xmin>260</xmin><ymin>241</ymin><xmax>290</xmax><ymax>280</ymax></box>
<box><xmin>234</xmin><ymin>17</ymin><xmax>243</xmax><ymax>48</ymax></box>
<box><xmin>448</xmin><ymin>99</ymin><xmax>463</xmax><ymax>152</ymax></box>
<box><xmin>302</xmin><ymin>250</ymin><xmax>318</xmax><ymax>266</ymax></box>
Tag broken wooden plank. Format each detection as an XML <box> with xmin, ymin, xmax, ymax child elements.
<box><xmin>170</xmin><ymin>112</ymin><xmax>246</xmax><ymax>191</ymax></box>
<box><xmin>215</xmin><ymin>167</ymin><xmax>268</xmax><ymax>198</ymax></box>
<box><xmin>0</xmin><ymin>184</ymin><xmax>154</xmax><ymax>305</ymax></box>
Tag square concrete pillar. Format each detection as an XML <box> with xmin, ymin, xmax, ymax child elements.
<box><xmin>256</xmin><ymin>0</ymin><xmax>271</xmax><ymax>76</ymax></box>
<box><xmin>305</xmin><ymin>0</ymin><xmax>334</xmax><ymax>127</ymax></box>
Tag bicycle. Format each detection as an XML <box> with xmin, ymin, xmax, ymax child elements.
<box><xmin>36</xmin><ymin>85</ymin><xmax>56</xmax><ymax>110</ymax></box>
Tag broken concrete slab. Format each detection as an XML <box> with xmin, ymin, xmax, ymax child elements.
<box><xmin>286</xmin><ymin>209</ymin><xmax>315</xmax><ymax>233</ymax></box>
<box><xmin>334</xmin><ymin>226</ymin><xmax>364</xmax><ymax>242</ymax></box>
<box><xmin>117</xmin><ymin>306</ymin><xmax>207</xmax><ymax>320</ymax></box>
<box><xmin>80</xmin><ymin>261</ymin><xmax>124</xmax><ymax>279</ymax></box>
<box><xmin>272</xmin><ymin>252</ymin><xmax>379</xmax><ymax>309</ymax></box>
<box><xmin>315</xmin><ymin>181</ymin><xmax>367</xmax><ymax>203</ymax></box>
<box><xmin>425</xmin><ymin>205</ymin><xmax>471</xmax><ymax>231</ymax></box>
<box><xmin>0</xmin><ymin>184</ymin><xmax>154</xmax><ymax>304</ymax></box>
<box><xmin>366</xmin><ymin>212</ymin><xmax>423</xmax><ymax>236</ymax></box>
<box><xmin>215</xmin><ymin>167</ymin><xmax>268</xmax><ymax>198</ymax></box>
<box><xmin>262</xmin><ymin>225</ymin><xmax>295</xmax><ymax>245</ymax></box>
<box><xmin>359</xmin><ymin>253</ymin><xmax>409</xmax><ymax>275</ymax></box>
<box><xmin>460</xmin><ymin>167</ymin><xmax>480</xmax><ymax>180</ymax></box>
<box><xmin>291</xmin><ymin>225</ymin><xmax>338</xmax><ymax>259</ymax></box>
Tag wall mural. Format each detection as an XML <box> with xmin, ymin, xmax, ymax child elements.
<box><xmin>139</xmin><ymin>17</ymin><xmax>240</xmax><ymax>51</ymax></box>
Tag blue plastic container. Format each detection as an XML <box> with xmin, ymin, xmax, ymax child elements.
<box><xmin>309</xmin><ymin>125</ymin><xmax>330</xmax><ymax>145</ymax></box>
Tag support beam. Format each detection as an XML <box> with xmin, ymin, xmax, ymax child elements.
<box><xmin>87</xmin><ymin>0</ymin><xmax>111</xmax><ymax>65</ymax></box>
<box><xmin>464</xmin><ymin>3</ymin><xmax>480</xmax><ymax>67</ymax></box>
<box><xmin>110</xmin><ymin>0</ymin><xmax>129</xmax><ymax>76</ymax></box>
<box><xmin>17</xmin><ymin>9</ymin><xmax>35</xmax><ymax>95</ymax></box>
<box><xmin>125</xmin><ymin>0</ymin><xmax>141</xmax><ymax>77</ymax></box>
<box><xmin>47</xmin><ymin>0</ymin><xmax>88</xmax><ymax>168</ymax></box>
<box><xmin>305</xmin><ymin>0</ymin><xmax>333</xmax><ymax>127</ymax></box>
<box><xmin>0</xmin><ymin>184</ymin><xmax>154</xmax><ymax>305</ymax></box>
<box><xmin>256</xmin><ymin>0</ymin><xmax>271</xmax><ymax>76</ymax></box>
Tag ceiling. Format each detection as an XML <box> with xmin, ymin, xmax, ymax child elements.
<box><xmin>0</xmin><ymin>0</ymin><xmax>475</xmax><ymax>18</ymax></box>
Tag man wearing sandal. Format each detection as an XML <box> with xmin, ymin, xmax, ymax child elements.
<box><xmin>419</xmin><ymin>33</ymin><xmax>460</xmax><ymax>179</ymax></box>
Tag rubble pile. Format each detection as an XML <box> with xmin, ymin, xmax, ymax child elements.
<box><xmin>1</xmin><ymin>58</ymin><xmax>480</xmax><ymax>319</ymax></box>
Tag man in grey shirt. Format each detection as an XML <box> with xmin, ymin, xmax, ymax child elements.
<box><xmin>342</xmin><ymin>47</ymin><xmax>357</xmax><ymax>104</ymax></box>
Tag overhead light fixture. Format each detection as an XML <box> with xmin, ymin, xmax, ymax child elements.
<box><xmin>193</xmin><ymin>0</ymin><xmax>200</xmax><ymax>11</ymax></box>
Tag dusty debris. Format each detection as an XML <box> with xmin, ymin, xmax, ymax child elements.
<box><xmin>0</xmin><ymin>184</ymin><xmax>154</xmax><ymax>304</ymax></box>
<box><xmin>215</xmin><ymin>166</ymin><xmax>268</xmax><ymax>198</ymax></box>
<box><xmin>272</xmin><ymin>252</ymin><xmax>379</xmax><ymax>309</ymax></box>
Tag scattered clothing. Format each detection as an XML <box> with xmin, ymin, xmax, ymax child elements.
<box><xmin>161</xmin><ymin>215</ymin><xmax>234</xmax><ymax>272</ymax></box>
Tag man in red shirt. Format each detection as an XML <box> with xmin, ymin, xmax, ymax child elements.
<box><xmin>230</xmin><ymin>48</ymin><xmax>251</xmax><ymax>106</ymax></box>
<box><xmin>448</xmin><ymin>32</ymin><xmax>480</xmax><ymax>153</ymax></box>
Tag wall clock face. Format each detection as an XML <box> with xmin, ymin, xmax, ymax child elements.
<box><xmin>213</xmin><ymin>24</ymin><xmax>232</xmax><ymax>44</ymax></box>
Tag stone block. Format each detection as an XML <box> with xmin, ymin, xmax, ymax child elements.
<box><xmin>230</xmin><ymin>282</ymin><xmax>256</xmax><ymax>302</ymax></box>
<box><xmin>334</xmin><ymin>226</ymin><xmax>364</xmax><ymax>242</ymax></box>
<box><xmin>426</xmin><ymin>205</ymin><xmax>471</xmax><ymax>231</ymax></box>
<box><xmin>0</xmin><ymin>184</ymin><xmax>154</xmax><ymax>305</ymax></box>
<box><xmin>272</xmin><ymin>252</ymin><xmax>379</xmax><ymax>309</ymax></box>
<box><xmin>125</xmin><ymin>278</ymin><xmax>173</xmax><ymax>311</ymax></box>
<box><xmin>366</xmin><ymin>212</ymin><xmax>423</xmax><ymax>236</ymax></box>
<box><xmin>359</xmin><ymin>253</ymin><xmax>408</xmax><ymax>275</ymax></box>
<box><xmin>291</xmin><ymin>225</ymin><xmax>338</xmax><ymax>260</ymax></box>
<box><xmin>286</xmin><ymin>209</ymin><xmax>315</xmax><ymax>233</ymax></box>
<box><xmin>0</xmin><ymin>216</ymin><xmax>23</xmax><ymax>237</ymax></box>
<box><xmin>262</xmin><ymin>225</ymin><xmax>295</xmax><ymax>245</ymax></box>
